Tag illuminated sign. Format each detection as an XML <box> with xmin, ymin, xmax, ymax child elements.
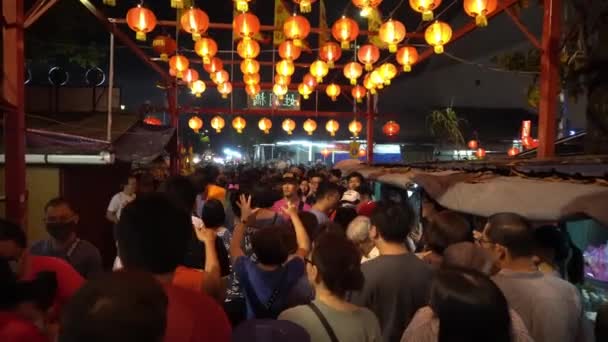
<box><xmin>247</xmin><ymin>91</ymin><xmax>301</xmax><ymax>110</ymax></box>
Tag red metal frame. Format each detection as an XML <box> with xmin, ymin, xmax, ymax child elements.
<box><xmin>537</xmin><ymin>0</ymin><xmax>561</xmax><ymax>158</ymax></box>
<box><xmin>504</xmin><ymin>7</ymin><xmax>541</xmax><ymax>50</ymax></box>
<box><xmin>24</xmin><ymin>0</ymin><xmax>59</xmax><ymax>28</ymax></box>
<box><xmin>178</xmin><ymin>107</ymin><xmax>379</xmax><ymax>119</ymax></box>
<box><xmin>3</xmin><ymin>0</ymin><xmax>27</xmax><ymax>226</ymax></box>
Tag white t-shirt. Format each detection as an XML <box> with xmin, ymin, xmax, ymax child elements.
<box><xmin>107</xmin><ymin>192</ymin><xmax>136</xmax><ymax>220</ymax></box>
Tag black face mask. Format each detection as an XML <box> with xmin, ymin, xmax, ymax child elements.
<box><xmin>46</xmin><ymin>222</ymin><xmax>76</xmax><ymax>241</ymax></box>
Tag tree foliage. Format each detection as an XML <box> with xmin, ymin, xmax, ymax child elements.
<box><xmin>25</xmin><ymin>0</ymin><xmax>107</xmax><ymax>68</ymax></box>
<box><xmin>427</xmin><ymin>107</ymin><xmax>466</xmax><ymax>147</ymax></box>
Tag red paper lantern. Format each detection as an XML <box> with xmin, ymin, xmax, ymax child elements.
<box><xmin>379</xmin><ymin>19</ymin><xmax>406</xmax><ymax>53</ymax></box>
<box><xmin>194</xmin><ymin>37</ymin><xmax>218</xmax><ymax>64</ymax></box>
<box><xmin>144</xmin><ymin>116</ymin><xmax>162</xmax><ymax>126</ymax></box>
<box><xmin>382</xmin><ymin>120</ymin><xmax>400</xmax><ymax>137</ymax></box>
<box><xmin>204</xmin><ymin>57</ymin><xmax>223</xmax><ymax>74</ymax></box>
<box><xmin>332</xmin><ymin>16</ymin><xmax>359</xmax><ymax>49</ymax></box>
<box><xmin>464</xmin><ymin>0</ymin><xmax>498</xmax><ymax>27</ymax></box>
<box><xmin>217</xmin><ymin>82</ymin><xmax>233</xmax><ymax>99</ymax></box>
<box><xmin>180</xmin><ymin>7</ymin><xmax>209</xmax><ymax>41</ymax></box>
<box><xmin>507</xmin><ymin>147</ymin><xmax>520</xmax><ymax>157</ymax></box>
<box><xmin>244</xmin><ymin>73</ymin><xmax>260</xmax><ymax>85</ymax></box>
<box><xmin>188</xmin><ymin>116</ymin><xmax>203</xmax><ymax>133</ymax></box>
<box><xmin>410</xmin><ymin>0</ymin><xmax>442</xmax><ymax>21</ymax></box>
<box><xmin>182</xmin><ymin>68</ymin><xmax>199</xmax><ymax>84</ymax></box>
<box><xmin>351</xmin><ymin>85</ymin><xmax>367</xmax><ymax>103</ymax></box>
<box><xmin>246</xmin><ymin>83</ymin><xmax>261</xmax><ymax>98</ymax></box>
<box><xmin>169</xmin><ymin>54</ymin><xmax>189</xmax><ymax>78</ymax></box>
<box><xmin>352</xmin><ymin>0</ymin><xmax>383</xmax><ymax>17</ymax></box>
<box><xmin>343</xmin><ymin>62</ymin><xmax>363</xmax><ymax>85</ymax></box>
<box><xmin>319</xmin><ymin>42</ymin><xmax>342</xmax><ymax>68</ymax></box>
<box><xmin>475</xmin><ymin>148</ymin><xmax>486</xmax><ymax>158</ymax></box>
<box><xmin>396</xmin><ymin>46</ymin><xmax>419</xmax><ymax>72</ymax></box>
<box><xmin>233</xmin><ymin>12</ymin><xmax>261</xmax><ymax>39</ymax></box>
<box><xmin>326</xmin><ymin>83</ymin><xmax>341</xmax><ymax>101</ymax></box>
<box><xmin>358</xmin><ymin>44</ymin><xmax>380</xmax><ymax>71</ymax></box>
<box><xmin>212</xmin><ymin>70</ymin><xmax>229</xmax><ymax>85</ymax></box>
<box><xmin>279</xmin><ymin>40</ymin><xmax>302</xmax><ymax>61</ymax></box>
<box><xmin>467</xmin><ymin>139</ymin><xmax>478</xmax><ymax>150</ymax></box>
<box><xmin>237</xmin><ymin>38</ymin><xmax>260</xmax><ymax>59</ymax></box>
<box><xmin>240</xmin><ymin>59</ymin><xmax>260</xmax><ymax>75</ymax></box>
<box><xmin>126</xmin><ymin>5</ymin><xmax>157</xmax><ymax>41</ymax></box>
<box><xmin>152</xmin><ymin>35</ymin><xmax>177</xmax><ymax>61</ymax></box>
<box><xmin>284</xmin><ymin>15</ymin><xmax>311</xmax><ymax>47</ymax></box>
<box><xmin>303</xmin><ymin>73</ymin><xmax>318</xmax><ymax>89</ymax></box>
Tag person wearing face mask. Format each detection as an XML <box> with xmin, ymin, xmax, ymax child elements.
<box><xmin>0</xmin><ymin>219</ymin><xmax>84</xmax><ymax>322</ymax></box>
<box><xmin>30</xmin><ymin>198</ymin><xmax>102</xmax><ymax>278</ymax></box>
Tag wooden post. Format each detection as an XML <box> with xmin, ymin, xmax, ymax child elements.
<box><xmin>537</xmin><ymin>0</ymin><xmax>561</xmax><ymax>158</ymax></box>
<box><xmin>3</xmin><ymin>0</ymin><xmax>27</xmax><ymax>226</ymax></box>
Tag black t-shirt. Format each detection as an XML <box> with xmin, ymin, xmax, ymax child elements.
<box><xmin>349</xmin><ymin>253</ymin><xmax>433</xmax><ymax>342</ymax></box>
<box><xmin>182</xmin><ymin>232</ymin><xmax>231</xmax><ymax>277</ymax></box>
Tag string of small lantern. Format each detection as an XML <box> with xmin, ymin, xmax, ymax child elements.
<box><xmin>113</xmin><ymin>0</ymin><xmax>502</xmax><ymax>158</ymax></box>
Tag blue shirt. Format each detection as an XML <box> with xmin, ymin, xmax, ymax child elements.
<box><xmin>234</xmin><ymin>256</ymin><xmax>305</xmax><ymax>319</ymax></box>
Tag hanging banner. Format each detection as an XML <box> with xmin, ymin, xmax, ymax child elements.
<box><xmin>273</xmin><ymin>0</ymin><xmax>290</xmax><ymax>45</ymax></box>
<box><xmin>318</xmin><ymin>0</ymin><xmax>330</xmax><ymax>48</ymax></box>
<box><xmin>368</xmin><ymin>8</ymin><xmax>386</xmax><ymax>48</ymax></box>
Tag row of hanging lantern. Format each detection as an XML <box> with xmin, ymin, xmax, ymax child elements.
<box><xmin>186</xmin><ymin>116</ymin><xmax>402</xmax><ymax>137</ymax></box>
<box><xmin>122</xmin><ymin>0</ymin><xmax>498</xmax><ymax>102</ymax></box>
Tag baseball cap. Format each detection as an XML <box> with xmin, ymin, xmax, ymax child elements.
<box><xmin>232</xmin><ymin>319</ymin><xmax>310</xmax><ymax>342</ymax></box>
<box><xmin>340</xmin><ymin>190</ymin><xmax>361</xmax><ymax>207</ymax></box>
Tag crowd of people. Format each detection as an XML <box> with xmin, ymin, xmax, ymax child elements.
<box><xmin>0</xmin><ymin>163</ymin><xmax>606</xmax><ymax>342</ymax></box>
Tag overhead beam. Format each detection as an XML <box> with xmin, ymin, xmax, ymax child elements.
<box><xmin>188</xmin><ymin>81</ymin><xmax>358</xmax><ymax>91</ymax></box>
<box><xmin>182</xmin><ymin>57</ymin><xmax>348</xmax><ymax>70</ymax></box>
<box><xmin>80</xmin><ymin>0</ymin><xmax>171</xmax><ymax>82</ymax></box>
<box><xmin>178</xmin><ymin>107</ymin><xmax>379</xmax><ymax>119</ymax></box>
<box><xmin>504</xmin><ymin>7</ymin><xmax>541</xmax><ymax>50</ymax></box>
<box><xmin>108</xmin><ymin>18</ymin><xmax>424</xmax><ymax>39</ymax></box>
<box><xmin>24</xmin><ymin>0</ymin><xmax>60</xmax><ymax>28</ymax></box>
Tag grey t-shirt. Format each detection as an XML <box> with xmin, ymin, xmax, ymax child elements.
<box><xmin>30</xmin><ymin>238</ymin><xmax>103</xmax><ymax>278</ymax></box>
<box><xmin>279</xmin><ymin>299</ymin><xmax>382</xmax><ymax>342</ymax></box>
<box><xmin>350</xmin><ymin>253</ymin><xmax>432</xmax><ymax>342</ymax></box>
<box><xmin>492</xmin><ymin>269</ymin><xmax>586</xmax><ymax>342</ymax></box>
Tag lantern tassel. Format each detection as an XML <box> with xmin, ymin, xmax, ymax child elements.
<box><xmin>365</xmin><ymin>64</ymin><xmax>372</xmax><ymax>71</ymax></box>
<box><xmin>422</xmin><ymin>10</ymin><xmax>434</xmax><ymax>21</ymax></box>
<box><xmin>103</xmin><ymin>0</ymin><xmax>116</xmax><ymax>6</ymax></box>
<box><xmin>341</xmin><ymin>41</ymin><xmax>350</xmax><ymax>49</ymax></box>
<box><xmin>433</xmin><ymin>45</ymin><xmax>444</xmax><ymax>54</ymax></box>
<box><xmin>160</xmin><ymin>53</ymin><xmax>169</xmax><ymax>62</ymax></box>
<box><xmin>236</xmin><ymin>1</ymin><xmax>249</xmax><ymax>12</ymax></box>
<box><xmin>403</xmin><ymin>64</ymin><xmax>412</xmax><ymax>72</ymax></box>
<box><xmin>293</xmin><ymin>39</ymin><xmax>303</xmax><ymax>47</ymax></box>
<box><xmin>328</xmin><ymin>61</ymin><xmax>334</xmax><ymax>68</ymax></box>
<box><xmin>192</xmin><ymin>33</ymin><xmax>201</xmax><ymax>41</ymax></box>
<box><xmin>300</xmin><ymin>3</ymin><xmax>312</xmax><ymax>13</ymax></box>
<box><xmin>475</xmin><ymin>14</ymin><xmax>488</xmax><ymax>27</ymax></box>
<box><xmin>350</xmin><ymin>79</ymin><xmax>356</xmax><ymax>85</ymax></box>
<box><xmin>171</xmin><ymin>0</ymin><xmax>184</xmax><ymax>9</ymax></box>
<box><xmin>389</xmin><ymin>44</ymin><xmax>397</xmax><ymax>53</ymax></box>
<box><xmin>136</xmin><ymin>31</ymin><xmax>146</xmax><ymax>41</ymax></box>
<box><xmin>203</xmin><ymin>56</ymin><xmax>210</xmax><ymax>64</ymax></box>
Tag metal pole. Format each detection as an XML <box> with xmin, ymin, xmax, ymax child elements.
<box><xmin>3</xmin><ymin>0</ymin><xmax>27</xmax><ymax>227</ymax></box>
<box><xmin>537</xmin><ymin>0</ymin><xmax>561</xmax><ymax>158</ymax></box>
<box><xmin>366</xmin><ymin>93</ymin><xmax>374</xmax><ymax>163</ymax></box>
<box><xmin>106</xmin><ymin>33</ymin><xmax>115</xmax><ymax>142</ymax></box>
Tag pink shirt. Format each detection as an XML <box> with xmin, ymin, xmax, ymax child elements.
<box><xmin>272</xmin><ymin>198</ymin><xmax>311</xmax><ymax>219</ymax></box>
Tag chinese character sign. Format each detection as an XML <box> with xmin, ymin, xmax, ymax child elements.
<box><xmin>248</xmin><ymin>91</ymin><xmax>301</xmax><ymax>110</ymax></box>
